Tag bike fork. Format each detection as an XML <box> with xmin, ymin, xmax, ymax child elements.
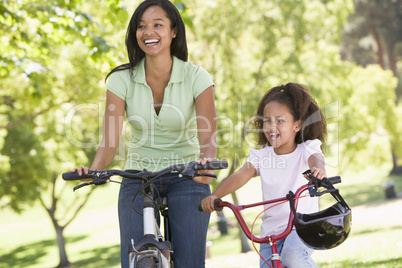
<box><xmin>129</xmin><ymin>187</ymin><xmax>172</xmax><ymax>267</ymax></box>
<box><xmin>270</xmin><ymin>240</ymin><xmax>286</xmax><ymax>268</ymax></box>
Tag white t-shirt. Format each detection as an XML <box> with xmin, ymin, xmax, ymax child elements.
<box><xmin>246</xmin><ymin>139</ymin><xmax>324</xmax><ymax>237</ymax></box>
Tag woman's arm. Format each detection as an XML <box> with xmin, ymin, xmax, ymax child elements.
<box><xmin>194</xmin><ymin>85</ymin><xmax>217</xmax><ymax>183</ymax></box>
<box><xmin>201</xmin><ymin>162</ymin><xmax>256</xmax><ymax>212</ymax></box>
<box><xmin>195</xmin><ymin>85</ymin><xmax>217</xmax><ymax>159</ymax></box>
<box><xmin>74</xmin><ymin>90</ymin><xmax>125</xmax><ymax>175</ymax></box>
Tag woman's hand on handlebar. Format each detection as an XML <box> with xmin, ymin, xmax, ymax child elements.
<box><xmin>193</xmin><ymin>157</ymin><xmax>215</xmax><ymax>184</ymax></box>
<box><xmin>201</xmin><ymin>195</ymin><xmax>218</xmax><ymax>213</ymax></box>
<box><xmin>71</xmin><ymin>166</ymin><xmax>92</xmax><ymax>181</ymax></box>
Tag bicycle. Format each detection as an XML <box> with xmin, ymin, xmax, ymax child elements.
<box><xmin>199</xmin><ymin>170</ymin><xmax>351</xmax><ymax>268</ymax></box>
<box><xmin>62</xmin><ymin>160</ymin><xmax>228</xmax><ymax>268</ymax></box>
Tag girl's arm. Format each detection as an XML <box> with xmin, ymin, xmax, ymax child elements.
<box><xmin>201</xmin><ymin>162</ymin><xmax>256</xmax><ymax>212</ymax></box>
<box><xmin>194</xmin><ymin>86</ymin><xmax>217</xmax><ymax>184</ymax></box>
<box><xmin>307</xmin><ymin>153</ymin><xmax>327</xmax><ymax>179</ymax></box>
<box><xmin>74</xmin><ymin>90</ymin><xmax>125</xmax><ymax>175</ymax></box>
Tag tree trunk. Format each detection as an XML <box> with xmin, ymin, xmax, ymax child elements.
<box><xmin>390</xmin><ymin>150</ymin><xmax>402</xmax><ymax>175</ymax></box>
<box><xmin>54</xmin><ymin>224</ymin><xmax>72</xmax><ymax>268</ymax></box>
<box><xmin>368</xmin><ymin>24</ymin><xmax>385</xmax><ymax>69</ymax></box>
<box><xmin>239</xmin><ymin>226</ymin><xmax>252</xmax><ymax>253</ymax></box>
<box><xmin>216</xmin><ymin>210</ymin><xmax>228</xmax><ymax>235</ymax></box>
<box><xmin>231</xmin><ymin>191</ymin><xmax>252</xmax><ymax>253</ymax></box>
<box><xmin>387</xmin><ymin>46</ymin><xmax>402</xmax><ymax>175</ymax></box>
<box><xmin>38</xmin><ymin>173</ymin><xmax>95</xmax><ymax>268</ymax></box>
<box><xmin>370</xmin><ymin>26</ymin><xmax>402</xmax><ymax>176</ymax></box>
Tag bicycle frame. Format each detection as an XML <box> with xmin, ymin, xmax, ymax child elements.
<box><xmin>129</xmin><ymin>183</ymin><xmax>172</xmax><ymax>268</ymax></box>
<box><xmin>216</xmin><ymin>183</ymin><xmax>309</xmax><ymax>268</ymax></box>
<box><xmin>212</xmin><ymin>173</ymin><xmax>344</xmax><ymax>268</ymax></box>
<box><xmin>63</xmin><ymin>160</ymin><xmax>228</xmax><ymax>268</ymax></box>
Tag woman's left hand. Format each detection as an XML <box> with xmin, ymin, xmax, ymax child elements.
<box><xmin>193</xmin><ymin>157</ymin><xmax>215</xmax><ymax>184</ymax></box>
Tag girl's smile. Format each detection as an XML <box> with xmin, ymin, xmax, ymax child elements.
<box><xmin>263</xmin><ymin>101</ymin><xmax>301</xmax><ymax>155</ymax></box>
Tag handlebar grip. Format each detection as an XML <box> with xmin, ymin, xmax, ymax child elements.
<box><xmin>214</xmin><ymin>198</ymin><xmax>223</xmax><ymax>211</ymax></box>
<box><xmin>198</xmin><ymin>198</ymin><xmax>223</xmax><ymax>212</ymax></box>
<box><xmin>62</xmin><ymin>171</ymin><xmax>93</xmax><ymax>181</ymax></box>
<box><xmin>327</xmin><ymin>176</ymin><xmax>341</xmax><ymax>185</ymax></box>
<box><xmin>193</xmin><ymin>160</ymin><xmax>228</xmax><ymax>170</ymax></box>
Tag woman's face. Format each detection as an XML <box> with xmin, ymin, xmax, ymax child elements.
<box><xmin>263</xmin><ymin>101</ymin><xmax>301</xmax><ymax>155</ymax></box>
<box><xmin>136</xmin><ymin>5</ymin><xmax>176</xmax><ymax>58</ymax></box>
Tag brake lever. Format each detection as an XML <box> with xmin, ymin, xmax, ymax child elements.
<box><xmin>179</xmin><ymin>169</ymin><xmax>217</xmax><ymax>179</ymax></box>
<box><xmin>72</xmin><ymin>172</ymin><xmax>111</xmax><ymax>191</ymax></box>
<box><xmin>93</xmin><ymin>176</ymin><xmax>110</xmax><ymax>185</ymax></box>
<box><xmin>73</xmin><ymin>181</ymin><xmax>94</xmax><ymax>192</ymax></box>
<box><xmin>194</xmin><ymin>173</ymin><xmax>217</xmax><ymax>179</ymax></box>
<box><xmin>308</xmin><ymin>185</ymin><xmax>339</xmax><ymax>197</ymax></box>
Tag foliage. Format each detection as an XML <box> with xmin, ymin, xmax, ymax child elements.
<box><xmin>340</xmin><ymin>0</ymin><xmax>402</xmax><ymax>71</ymax></box>
<box><xmin>187</xmin><ymin>0</ymin><xmax>397</xmax><ymax>173</ymax></box>
<box><xmin>0</xmin><ymin>0</ymin><xmax>129</xmax><ymax>266</ymax></box>
<box><xmin>0</xmin><ymin>0</ymin><xmax>401</xmax><ymax>264</ymax></box>
<box><xmin>1</xmin><ymin>0</ymin><xmax>398</xmax><ymax>211</ymax></box>
<box><xmin>0</xmin><ymin>0</ymin><xmax>128</xmax><ymax>209</ymax></box>
<box><xmin>340</xmin><ymin>0</ymin><xmax>402</xmax><ymax>172</ymax></box>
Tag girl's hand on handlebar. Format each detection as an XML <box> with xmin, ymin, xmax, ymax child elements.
<box><xmin>201</xmin><ymin>195</ymin><xmax>218</xmax><ymax>213</ymax></box>
<box><xmin>305</xmin><ymin>166</ymin><xmax>327</xmax><ymax>180</ymax></box>
<box><xmin>71</xmin><ymin>166</ymin><xmax>92</xmax><ymax>181</ymax></box>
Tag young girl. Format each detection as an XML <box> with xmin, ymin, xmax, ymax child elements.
<box><xmin>201</xmin><ymin>83</ymin><xmax>327</xmax><ymax>268</ymax></box>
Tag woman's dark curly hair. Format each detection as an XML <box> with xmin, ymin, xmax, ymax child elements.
<box><xmin>254</xmin><ymin>83</ymin><xmax>327</xmax><ymax>147</ymax></box>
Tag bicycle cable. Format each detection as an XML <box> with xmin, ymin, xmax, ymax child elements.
<box><xmin>250</xmin><ymin>195</ymin><xmax>307</xmax><ymax>268</ymax></box>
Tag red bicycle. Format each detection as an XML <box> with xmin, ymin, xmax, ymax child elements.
<box><xmin>201</xmin><ymin>170</ymin><xmax>351</xmax><ymax>268</ymax></box>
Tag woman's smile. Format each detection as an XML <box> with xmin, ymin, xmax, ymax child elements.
<box><xmin>136</xmin><ymin>6</ymin><xmax>176</xmax><ymax>57</ymax></box>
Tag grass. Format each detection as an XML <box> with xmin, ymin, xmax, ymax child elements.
<box><xmin>0</xmin><ymin>166</ymin><xmax>401</xmax><ymax>268</ymax></box>
<box><xmin>0</xmin><ymin>183</ymin><xmax>121</xmax><ymax>268</ymax></box>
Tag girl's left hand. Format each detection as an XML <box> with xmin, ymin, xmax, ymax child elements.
<box><xmin>305</xmin><ymin>166</ymin><xmax>327</xmax><ymax>180</ymax></box>
<box><xmin>193</xmin><ymin>157</ymin><xmax>215</xmax><ymax>184</ymax></box>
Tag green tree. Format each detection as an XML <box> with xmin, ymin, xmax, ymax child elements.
<box><xmin>1</xmin><ymin>0</ymin><xmax>400</xmax><ymax>264</ymax></box>
<box><xmin>0</xmin><ymin>0</ymin><xmax>129</xmax><ymax>266</ymax></box>
<box><xmin>340</xmin><ymin>0</ymin><xmax>402</xmax><ymax>174</ymax></box>
<box><xmin>186</xmin><ymin>0</ymin><xmax>398</xmax><ymax>253</ymax></box>
<box><xmin>0</xmin><ymin>0</ymin><xmax>199</xmax><ymax>266</ymax></box>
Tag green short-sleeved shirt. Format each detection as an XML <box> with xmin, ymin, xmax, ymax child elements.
<box><xmin>107</xmin><ymin>56</ymin><xmax>214</xmax><ymax>171</ymax></box>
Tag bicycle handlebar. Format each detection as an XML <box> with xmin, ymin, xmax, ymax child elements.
<box><xmin>198</xmin><ymin>172</ymin><xmax>344</xmax><ymax>246</ymax></box>
<box><xmin>324</xmin><ymin>176</ymin><xmax>341</xmax><ymax>184</ymax></box>
<box><xmin>198</xmin><ymin>174</ymin><xmax>341</xmax><ymax>212</ymax></box>
<box><xmin>62</xmin><ymin>160</ymin><xmax>229</xmax><ymax>182</ymax></box>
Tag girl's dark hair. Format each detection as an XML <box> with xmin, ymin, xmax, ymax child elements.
<box><xmin>254</xmin><ymin>82</ymin><xmax>327</xmax><ymax>147</ymax></box>
<box><xmin>106</xmin><ymin>0</ymin><xmax>188</xmax><ymax>80</ymax></box>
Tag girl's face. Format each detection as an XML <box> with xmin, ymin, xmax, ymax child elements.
<box><xmin>136</xmin><ymin>6</ymin><xmax>176</xmax><ymax>58</ymax></box>
<box><xmin>263</xmin><ymin>101</ymin><xmax>301</xmax><ymax>155</ymax></box>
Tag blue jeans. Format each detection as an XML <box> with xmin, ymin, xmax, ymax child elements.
<box><xmin>259</xmin><ymin>229</ymin><xmax>318</xmax><ymax>268</ymax></box>
<box><xmin>118</xmin><ymin>173</ymin><xmax>211</xmax><ymax>268</ymax></box>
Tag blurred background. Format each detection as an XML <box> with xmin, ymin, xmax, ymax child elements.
<box><xmin>0</xmin><ymin>0</ymin><xmax>401</xmax><ymax>267</ymax></box>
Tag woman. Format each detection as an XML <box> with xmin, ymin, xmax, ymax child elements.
<box><xmin>73</xmin><ymin>0</ymin><xmax>216</xmax><ymax>267</ymax></box>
